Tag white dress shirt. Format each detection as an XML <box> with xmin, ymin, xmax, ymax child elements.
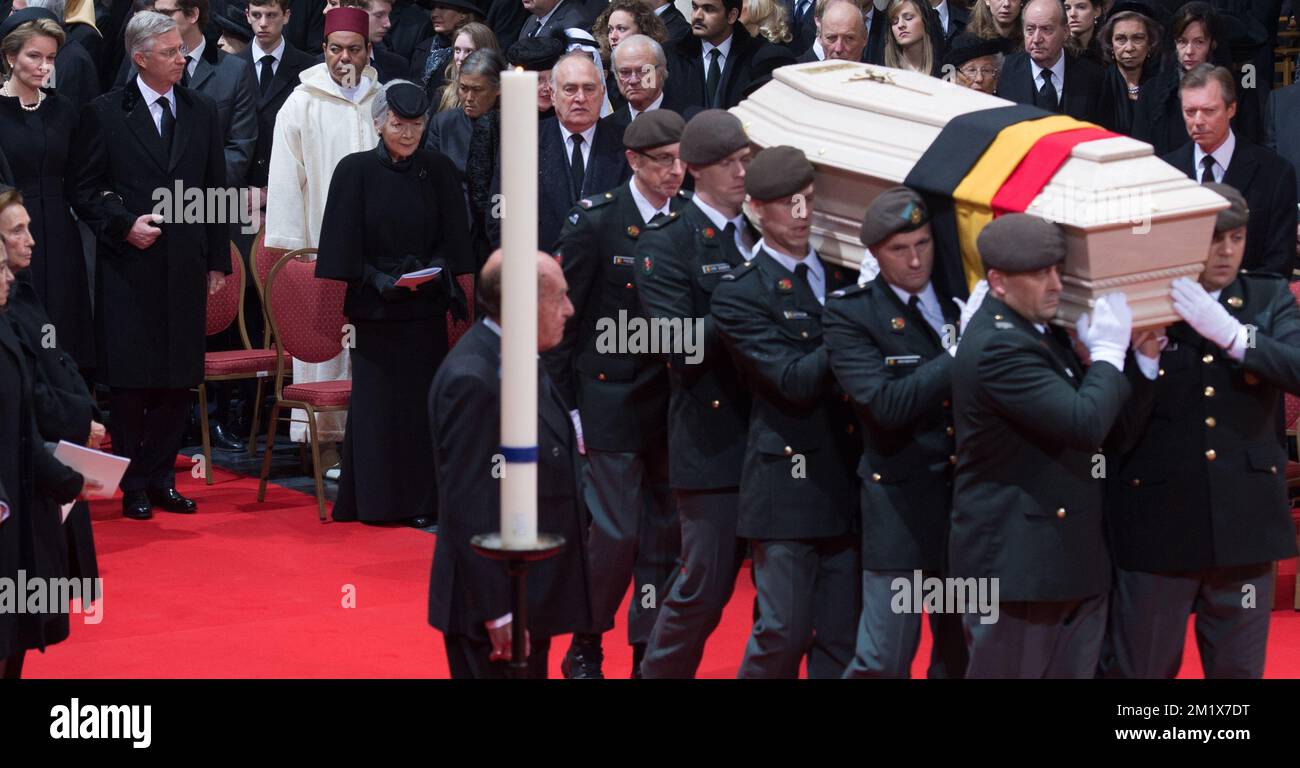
<box><xmin>532</xmin><ymin>0</ymin><xmax>564</xmax><ymax>33</ymax></box>
<box><xmin>185</xmin><ymin>36</ymin><xmax>205</xmax><ymax>80</ymax></box>
<box><xmin>934</xmin><ymin>0</ymin><xmax>950</xmax><ymax>34</ymax></box>
<box><xmin>763</xmin><ymin>240</ymin><xmax>826</xmax><ymax>303</ymax></box>
<box><xmin>557</xmin><ymin>121</ymin><xmax>597</xmax><ymax>174</ymax></box>
<box><xmin>630</xmin><ymin>176</ymin><xmax>671</xmax><ymax>223</ymax></box>
<box><xmin>811</xmin><ymin>39</ymin><xmax>826</xmax><ymax>60</ymax></box>
<box><xmin>691</xmin><ymin>195</ymin><xmax>751</xmax><ymax>254</ymax></box>
<box><xmin>137</xmin><ymin>74</ymin><xmax>176</xmax><ymax>135</ymax></box>
<box><xmin>1193</xmin><ymin>129</ymin><xmax>1237</xmax><ymax>185</ymax></box>
<box><xmin>250</xmin><ymin>36</ymin><xmax>285</xmax><ymax>80</ymax></box>
<box><xmin>1029</xmin><ymin>51</ymin><xmax>1066</xmax><ymax>108</ymax></box>
<box><xmin>888</xmin><ymin>281</ymin><xmax>945</xmax><ymax>334</ymax></box>
<box><xmin>702</xmin><ymin>34</ymin><xmax>733</xmax><ymax>76</ymax></box>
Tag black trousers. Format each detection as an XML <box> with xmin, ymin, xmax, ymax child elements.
<box><xmin>109</xmin><ymin>387</ymin><xmax>191</xmax><ymax>492</ymax></box>
<box><xmin>1</xmin><ymin>650</ymin><xmax>26</xmax><ymax>679</ymax></box>
<box><xmin>443</xmin><ymin>633</ymin><xmax>552</xmax><ymax>679</ymax></box>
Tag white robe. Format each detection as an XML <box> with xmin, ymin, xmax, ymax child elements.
<box><xmin>264</xmin><ymin>63</ymin><xmax>381</xmax><ymax>443</ymax></box>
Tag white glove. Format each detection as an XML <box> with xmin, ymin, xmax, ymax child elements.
<box><xmin>952</xmin><ymin>279</ymin><xmax>988</xmax><ymax>336</ymax></box>
<box><xmin>1075</xmin><ymin>292</ymin><xmax>1132</xmax><ymax>371</ymax></box>
<box><xmin>568</xmin><ymin>408</ymin><xmax>586</xmax><ymax>455</ymax></box>
<box><xmin>858</xmin><ymin>247</ymin><xmax>880</xmax><ymax>285</ymax></box>
<box><xmin>1170</xmin><ymin>277</ymin><xmax>1242</xmax><ymax>349</ymax></box>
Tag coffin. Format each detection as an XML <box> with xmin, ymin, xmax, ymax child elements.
<box><xmin>730</xmin><ymin>60</ymin><xmax>1229</xmax><ymax>329</ymax></box>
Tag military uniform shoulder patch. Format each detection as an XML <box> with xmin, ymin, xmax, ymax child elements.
<box><xmin>720</xmin><ymin>262</ymin><xmax>756</xmax><ymax>282</ymax></box>
<box><xmin>994</xmin><ymin>320</ymin><xmax>1014</xmax><ymax>330</ymax></box>
<box><xmin>577</xmin><ymin>194</ymin><xmax>615</xmax><ymax>212</ymax></box>
<box><xmin>641</xmin><ymin>255</ymin><xmax>654</xmax><ymax>275</ymax></box>
<box><xmin>626</xmin><ymin>224</ymin><xmax>640</xmax><ymax>238</ymax></box>
<box><xmin>828</xmin><ymin>283</ymin><xmax>868</xmax><ymax>300</ymax></box>
<box><xmin>645</xmin><ymin>211</ymin><xmax>679</xmax><ymax>230</ymax></box>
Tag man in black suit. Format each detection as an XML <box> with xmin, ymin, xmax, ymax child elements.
<box><xmin>995</xmin><ymin>0</ymin><xmax>1105</xmax><ymax>123</ymax></box>
<box><xmin>824</xmin><ymin>187</ymin><xmax>969</xmax><ymax>679</ymax></box>
<box><xmin>712</xmin><ymin>146</ymin><xmax>861</xmax><ymax>679</ymax></box>
<box><xmin>949</xmin><ymin>214</ymin><xmax>1156</xmax><ymax>677</ymax></box>
<box><xmin>517</xmin><ymin>0</ymin><xmax>588</xmax><ymax>42</ymax></box>
<box><xmin>794</xmin><ymin>0</ymin><xmax>867</xmax><ymax>63</ymax></box>
<box><xmin>663</xmin><ymin>0</ymin><xmax>794</xmax><ymax>110</ymax></box>
<box><xmin>427</xmin><ymin>249</ymin><xmax>593</xmax><ymax>679</ymax></box>
<box><xmin>654</xmin><ymin>0</ymin><xmax>691</xmax><ymax>45</ymax></box>
<box><xmin>1165</xmin><ymin>64</ymin><xmax>1298</xmax><ymax>277</ymax></box>
<box><xmin>73</xmin><ymin>12</ymin><xmax>231</xmax><ymax>520</ymax></box>
<box><xmin>930</xmin><ymin>0</ymin><xmax>967</xmax><ymax>45</ymax></box>
<box><xmin>1102</xmin><ymin>185</ymin><xmax>1300</xmax><ymax>679</ymax></box>
<box><xmin>602</xmin><ymin>34</ymin><xmax>683</xmax><ymax>135</ymax></box>
<box><xmin>545</xmin><ymin>111</ymin><xmax>690</xmax><ymax>679</ymax></box>
<box><xmin>635</xmin><ymin>110</ymin><xmax>754</xmax><ymax>678</ymax></box>
<box><xmin>782</xmin><ymin>0</ymin><xmax>817</xmax><ymax>55</ymax></box>
<box><xmin>1265</xmin><ymin>80</ymin><xmax>1300</xmax><ymax>199</ymax></box>
<box><xmin>283</xmin><ymin>0</ymin><xmax>326</xmax><ymax>52</ymax></box>
<box><xmin>241</xmin><ymin>0</ymin><xmax>317</xmax><ymax>191</ymax></box>
<box><xmin>344</xmin><ymin>0</ymin><xmax>408</xmax><ymax>82</ymax></box>
<box><xmin>490</xmin><ymin>52</ymin><xmax>628</xmax><ymax>252</ymax></box>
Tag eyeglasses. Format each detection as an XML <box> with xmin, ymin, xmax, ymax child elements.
<box><xmin>959</xmin><ymin>66</ymin><xmax>999</xmax><ymax>79</ymax></box>
<box><xmin>615</xmin><ymin>66</ymin><xmax>659</xmax><ymax>83</ymax></box>
<box><xmin>636</xmin><ymin>150</ymin><xmax>682</xmax><ymax>169</ymax></box>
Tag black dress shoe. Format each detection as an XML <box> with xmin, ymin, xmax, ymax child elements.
<box><xmin>631</xmin><ymin>642</ymin><xmax>646</xmax><ymax>679</ymax></box>
<box><xmin>122</xmin><ymin>491</ymin><xmax>153</xmax><ymax>520</ymax></box>
<box><xmin>147</xmin><ymin>487</ymin><xmax>198</xmax><ymax>514</ymax></box>
<box><xmin>208</xmin><ymin>422</ymin><xmax>246</xmax><ymax>451</ymax></box>
<box><xmin>405</xmin><ymin>515</ymin><xmax>436</xmax><ymax>529</ymax></box>
<box><xmin>561</xmin><ymin>633</ymin><xmax>605</xmax><ymax>679</ymax></box>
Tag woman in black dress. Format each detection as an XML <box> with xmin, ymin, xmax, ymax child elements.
<box><xmin>0</xmin><ymin>13</ymin><xmax>95</xmax><ymax>371</ymax></box>
<box><xmin>1064</xmin><ymin>0</ymin><xmax>1104</xmax><ymax>63</ymax></box>
<box><xmin>315</xmin><ymin>81</ymin><xmax>472</xmax><ymax>528</ymax></box>
<box><xmin>1096</xmin><ymin>1</ymin><xmax>1161</xmax><ymax>136</ymax></box>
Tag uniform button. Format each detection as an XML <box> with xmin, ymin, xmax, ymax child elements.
<box><xmin>1202</xmin><ymin>353</ymin><xmax>1214</xmax><ymax>364</ymax></box>
<box><xmin>710</xmin><ymin>400</ymin><xmax>720</xmax><ymax>409</ymax></box>
<box><xmin>1158</xmin><ymin>368</ymin><xmax>1165</xmax><ymax>377</ymax></box>
<box><xmin>948</xmin><ymin>455</ymin><xmax>957</xmax><ymax>465</ymax></box>
<box><xmin>597</xmin><ymin>373</ymin><xmax>607</xmax><ymax>381</ymax></box>
<box><xmin>1271</xmin><ymin>465</ymin><xmax>1278</xmax><ymax>475</ymax></box>
<box><xmin>842</xmin><ymin>393</ymin><xmax>850</xmax><ymax>402</ymax></box>
<box><xmin>1204</xmin><ymin>386</ymin><xmax>1215</xmax><ymax>398</ymax></box>
<box><xmin>871</xmin><ymin>472</ymin><xmax>882</xmax><ymax>483</ymax></box>
<box><xmin>1205</xmin><ymin>449</ymin><xmax>1216</xmax><ymax>461</ymax></box>
<box><xmin>994</xmin><ymin>314</ymin><xmax>1003</xmax><ymax>321</ymax></box>
<box><xmin>945</xmin><ymin>426</ymin><xmax>955</xmax><ymax>436</ymax></box>
<box><xmin>552</xmin><ymin>446</ymin><xmax>561</xmax><ymax>457</ymax></box>
<box><xmin>783</xmin><ymin>446</ymin><xmax>793</xmax><ymax>456</ymax></box>
<box><xmin>846</xmin><ymin>424</ymin><xmax>855</xmax><ymax>434</ymax></box>
<box><xmin>1056</xmin><ymin>507</ymin><xmax>1066</xmax><ymax>519</ymax></box>
<box><xmin>801</xmin><ymin>331</ymin><xmax>809</xmax><ymax>338</ymax></box>
<box><xmin>1130</xmin><ymin>478</ymin><xmax>1141</xmax><ymax>487</ymax></box>
<box><xmin>1205</xmin><ymin>416</ymin><xmax>1216</xmax><ymax>428</ymax></box>
<box><xmin>625</xmin><ymin>282</ymin><xmax>633</xmax><ymax>289</ymax></box>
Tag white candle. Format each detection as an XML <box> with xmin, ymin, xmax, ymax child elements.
<box><xmin>499</xmin><ymin>68</ymin><xmax>539</xmax><ymax>549</ymax></box>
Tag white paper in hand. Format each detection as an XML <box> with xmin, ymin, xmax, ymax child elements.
<box><xmin>394</xmin><ymin>266</ymin><xmax>443</xmax><ymax>288</ymax></box>
<box><xmin>52</xmin><ymin>441</ymin><xmax>130</xmax><ymax>523</ymax></box>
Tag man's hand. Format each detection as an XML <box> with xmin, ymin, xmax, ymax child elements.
<box><xmin>1132</xmin><ymin>327</ymin><xmax>1165</xmax><ymax>360</ymax></box>
<box><xmin>208</xmin><ymin>271</ymin><xmax>227</xmax><ymax>295</ymax></box>
<box><xmin>126</xmin><ymin>214</ymin><xmax>163</xmax><ymax>250</ymax></box>
<box><xmin>87</xmin><ymin>420</ymin><xmax>106</xmax><ymax>449</ymax></box>
<box><xmin>569</xmin><ymin>409</ymin><xmax>586</xmax><ymax>455</ymax></box>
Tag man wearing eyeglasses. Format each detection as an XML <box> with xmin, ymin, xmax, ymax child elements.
<box><xmin>602</xmin><ymin>35</ymin><xmax>684</xmax><ymax>136</ymax></box>
<box><xmin>544</xmin><ymin>110</ymin><xmax>690</xmax><ymax>678</ymax></box>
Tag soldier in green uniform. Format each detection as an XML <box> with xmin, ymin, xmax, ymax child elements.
<box><xmin>634</xmin><ymin>109</ymin><xmax>756</xmax><ymax>678</ymax></box>
<box><xmin>824</xmin><ymin>186</ymin><xmax>972</xmax><ymax>679</ymax></box>
<box><xmin>546</xmin><ymin>110</ymin><xmax>692</xmax><ymax>679</ymax></box>
<box><xmin>1102</xmin><ymin>184</ymin><xmax>1300</xmax><ymax>679</ymax></box>
<box><xmin>949</xmin><ymin>213</ymin><xmax>1158</xmax><ymax>678</ymax></box>
<box><xmin>711</xmin><ymin>146</ymin><xmax>861</xmax><ymax>679</ymax></box>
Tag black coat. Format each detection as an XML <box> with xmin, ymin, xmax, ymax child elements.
<box><xmin>711</xmin><ymin>249</ymin><xmax>860</xmax><ymax>540</ymax></box>
<box><xmin>237</xmin><ymin>40</ymin><xmax>318</xmax><ymax>189</ymax></box>
<box><xmin>517</xmin><ymin>0</ymin><xmax>590</xmax><ymax>43</ymax></box>
<box><xmin>949</xmin><ymin>297</ymin><xmax>1149</xmax><ymax>602</ymax></box>
<box><xmin>284</xmin><ymin>0</ymin><xmax>327</xmax><ymax>53</ymax></box>
<box><xmin>425</xmin><ymin>106</ymin><xmax>500</xmax><ymax>268</ymax></box>
<box><xmin>315</xmin><ymin>144</ymin><xmax>472</xmax><ymax>321</ymax></box>
<box><xmin>53</xmin><ymin>31</ymin><xmax>101</xmax><ymax>112</ymax></box>
<box><xmin>0</xmin><ymin>91</ymin><xmax>94</xmax><ymax>369</ymax></box>
<box><xmin>781</xmin><ymin>0</ymin><xmax>817</xmax><ymax>56</ymax></box>
<box><xmin>1162</xmin><ymin>138</ymin><xmax>1298</xmax><ymax>278</ymax></box>
<box><xmin>1107</xmin><ymin>275</ymin><xmax>1300</xmax><ymax>572</ymax></box>
<box><xmin>995</xmin><ymin>51</ymin><xmax>1108</xmax><ymax>124</ymax></box>
<box><xmin>426</xmin><ymin>320</ymin><xmax>593</xmax><ymax>638</ymax></box>
<box><xmin>408</xmin><ymin>33</ymin><xmax>452</xmax><ymax>85</ymax></box>
<box><xmin>658</xmin><ymin>1</ymin><xmax>692</xmax><ymax>46</ymax></box>
<box><xmin>823</xmin><ymin>277</ymin><xmax>960</xmax><ymax>571</ymax></box>
<box><xmin>541</xmin><ymin>181</ymin><xmax>689</xmax><ymax>451</ymax></box>
<box><xmin>599</xmin><ymin>86</ymin><xmax>688</xmax><ymax>137</ymax></box>
<box><xmin>371</xmin><ymin>45</ymin><xmax>410</xmax><ymax>84</ymax></box>
<box><xmin>664</xmin><ymin>23</ymin><xmax>796</xmax><ymax>110</ymax></box>
<box><xmin>1264</xmin><ymin>81</ymin><xmax>1300</xmax><ymax>199</ymax></box>
<box><xmin>486</xmin><ymin>0</ymin><xmax>532</xmax><ymax>52</ymax></box>
<box><xmin>73</xmin><ymin>81</ymin><xmax>231</xmax><ymax>389</ymax></box>
<box><xmin>632</xmin><ymin>202</ymin><xmax>753</xmax><ymax>490</ymax></box>
<box><xmin>386</xmin><ymin>0</ymin><xmax>433</xmax><ymax>63</ymax></box>
<box><xmin>1133</xmin><ymin>59</ymin><xmax>1264</xmax><ymax>156</ymax></box>
<box><xmin>942</xmin><ymin>2</ymin><xmax>970</xmax><ymax>46</ymax></box>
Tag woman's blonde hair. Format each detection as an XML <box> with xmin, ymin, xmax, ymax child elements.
<box><xmin>744</xmin><ymin>0</ymin><xmax>792</xmax><ymax>44</ymax></box>
<box><xmin>438</xmin><ymin>21</ymin><xmax>499</xmax><ymax>113</ymax></box>
<box><xmin>883</xmin><ymin>0</ymin><xmax>934</xmax><ymax>74</ymax></box>
<box><xmin>968</xmin><ymin>0</ymin><xmax>1023</xmax><ymax>47</ymax></box>
<box><xmin>1</xmin><ymin>19</ymin><xmax>65</xmax><ymax>78</ymax></box>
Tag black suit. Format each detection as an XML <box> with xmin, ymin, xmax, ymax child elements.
<box><xmin>517</xmin><ymin>0</ymin><xmax>591</xmax><ymax>42</ymax></box>
<box><xmin>599</xmin><ymin>88</ymin><xmax>687</xmax><ymax>137</ymax></box>
<box><xmin>370</xmin><ymin>45</ymin><xmax>409</xmax><ymax>84</ymax></box>
<box><xmin>863</xmin><ymin>7</ymin><xmax>888</xmax><ymax>65</ymax></box>
<box><xmin>940</xmin><ymin>1</ymin><xmax>969</xmax><ymax>46</ymax></box>
<box><xmin>1264</xmin><ymin>82</ymin><xmax>1300</xmax><ymax>199</ymax></box>
<box><xmin>781</xmin><ymin>0</ymin><xmax>817</xmax><ymax>56</ymax></box>
<box><xmin>426</xmin><ymin>320</ymin><xmax>592</xmax><ymax>678</ymax></box>
<box><xmin>1163</xmin><ymin>137</ymin><xmax>1298</xmax><ymax>277</ymax></box>
<box><xmin>996</xmin><ymin>51</ymin><xmax>1107</xmax><ymax>124</ymax></box>
<box><xmin>284</xmin><ymin>0</ymin><xmax>327</xmax><ymax>54</ymax></box>
<box><xmin>664</xmin><ymin>24</ymin><xmax>796</xmax><ymax>111</ymax></box>
<box><xmin>238</xmin><ymin>41</ymin><xmax>317</xmax><ymax>189</ymax></box>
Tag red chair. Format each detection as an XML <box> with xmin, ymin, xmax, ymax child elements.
<box><xmin>250</xmin><ymin>227</ymin><xmax>288</xmax><ymax>349</ymax></box>
<box><xmin>257</xmin><ymin>249</ymin><xmax>351</xmax><ymax>520</ymax></box>
<box><xmin>1288</xmin><ymin>280</ymin><xmax>1300</xmax><ymax>609</ymax></box>
<box><xmin>198</xmin><ymin>243</ymin><xmax>279</xmax><ymax>483</ymax></box>
<box><xmin>447</xmin><ymin>272</ymin><xmax>475</xmax><ymax>348</ymax></box>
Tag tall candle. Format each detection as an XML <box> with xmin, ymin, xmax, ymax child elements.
<box><xmin>499</xmin><ymin>68</ymin><xmax>539</xmax><ymax>549</ymax></box>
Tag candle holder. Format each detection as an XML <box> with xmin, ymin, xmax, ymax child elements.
<box><xmin>470</xmin><ymin>532</ymin><xmax>566</xmax><ymax>679</ymax></box>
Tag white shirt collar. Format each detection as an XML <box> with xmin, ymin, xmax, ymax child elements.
<box><xmin>864</xmin><ymin>7</ymin><xmax>874</xmax><ymax>33</ymax></box>
<box><xmin>484</xmin><ymin>317</ymin><xmax>502</xmax><ymax>336</ymax></box>
<box><xmin>691</xmin><ymin>194</ymin><xmax>736</xmax><ymax>232</ymax></box>
<box><xmin>185</xmin><ymin>36</ymin><xmax>206</xmax><ymax>71</ymax></box>
<box><xmin>654</xmin><ymin>2</ymin><xmax>670</xmax><ymax>13</ymax></box>
<box><xmin>251</xmin><ymin>36</ymin><xmax>285</xmax><ymax>62</ymax></box>
<box><xmin>1028</xmin><ymin>51</ymin><xmax>1066</xmax><ymax>100</ymax></box>
<box><xmin>1194</xmin><ymin>129</ymin><xmax>1237</xmax><ymax>181</ymax></box>
<box><xmin>812</xmin><ymin>38</ymin><xmax>826</xmax><ymax>60</ymax></box>
<box><xmin>136</xmin><ymin>74</ymin><xmax>174</xmax><ymax>108</ymax></box>
<box><xmin>703</xmin><ymin>34</ymin><xmax>733</xmax><ymax>61</ymax></box>
<box><xmin>762</xmin><ymin>240</ymin><xmax>825</xmax><ymax>302</ymax></box>
<box><xmin>536</xmin><ymin>0</ymin><xmax>564</xmax><ymax>28</ymax></box>
<box><xmin>557</xmin><ymin>120</ymin><xmax>597</xmax><ymax>149</ymax></box>
<box><xmin>336</xmin><ymin>74</ymin><xmax>372</xmax><ymax>102</ymax></box>
<box><xmin>887</xmin><ymin>280</ymin><xmax>944</xmax><ymax>331</ymax></box>
<box><xmin>629</xmin><ymin>91</ymin><xmax>664</xmax><ymax>120</ymax></box>
<box><xmin>629</xmin><ymin>177</ymin><xmax>670</xmax><ymax>224</ymax></box>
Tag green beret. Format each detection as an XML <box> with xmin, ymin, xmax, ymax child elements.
<box><xmin>859</xmin><ymin>186</ymin><xmax>929</xmax><ymax>247</ymax></box>
<box><xmin>745</xmin><ymin>146</ymin><xmax>815</xmax><ymax>202</ymax></box>
<box><xmin>978</xmin><ymin>213</ymin><xmax>1066</xmax><ymax>273</ymax></box>
<box><xmin>624</xmin><ymin>109</ymin><xmax>685</xmax><ymax>152</ymax></box>
<box><xmin>680</xmin><ymin>109</ymin><xmax>749</xmax><ymax>166</ymax></box>
<box><xmin>1203</xmin><ymin>182</ymin><xmax>1250</xmax><ymax>233</ymax></box>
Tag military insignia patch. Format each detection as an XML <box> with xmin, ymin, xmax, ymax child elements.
<box><xmin>994</xmin><ymin>321</ymin><xmax>1013</xmax><ymax>330</ymax></box>
<box><xmin>579</xmin><ymin>199</ymin><xmax>592</xmax><ymax>209</ymax></box>
<box><xmin>701</xmin><ymin>262</ymin><xmax>731</xmax><ymax>274</ymax></box>
<box><xmin>783</xmin><ymin>310</ymin><xmax>810</xmax><ymax>319</ymax></box>
<box><xmin>830</xmin><ymin>289</ymin><xmax>846</xmax><ymax>299</ymax></box>
<box><xmin>1245</xmin><ymin>371</ymin><xmax>1260</xmax><ymax>385</ymax></box>
<box><xmin>890</xmin><ymin>316</ymin><xmax>905</xmax><ymax>330</ymax></box>
<box><xmin>702</xmin><ymin>227</ymin><xmax>716</xmax><ymax>239</ymax></box>
<box><xmin>1227</xmin><ymin>296</ymin><xmax>1243</xmax><ymax>308</ymax></box>
<box><xmin>569</xmin><ymin>213</ymin><xmax>579</xmax><ymax>224</ymax></box>
<box><xmin>777</xmin><ymin>278</ymin><xmax>794</xmax><ymax>292</ymax></box>
<box><xmin>612</xmin><ymin>255</ymin><xmax>635</xmax><ymax>266</ymax></box>
<box><xmin>627</xmin><ymin>225</ymin><xmax>640</xmax><ymax>238</ymax></box>
<box><xmin>642</xmin><ymin>256</ymin><xmax>654</xmax><ymax>275</ymax></box>
<box><xmin>907</xmin><ymin>204</ymin><xmax>922</xmax><ymax>224</ymax></box>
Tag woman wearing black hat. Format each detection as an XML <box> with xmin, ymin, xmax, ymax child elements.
<box><xmin>314</xmin><ymin>80</ymin><xmax>473</xmax><ymax>528</ymax></box>
<box><xmin>409</xmin><ymin>0</ymin><xmax>481</xmax><ymax>93</ymax></box>
<box><xmin>944</xmin><ymin>31</ymin><xmax>1011</xmax><ymax>93</ymax></box>
<box><xmin>0</xmin><ymin>11</ymin><xmax>95</xmax><ymax>374</ymax></box>
<box><xmin>1095</xmin><ymin>1</ymin><xmax>1161</xmax><ymax>135</ymax></box>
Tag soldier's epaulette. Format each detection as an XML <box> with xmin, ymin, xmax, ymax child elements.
<box><xmin>676</xmin><ymin>189</ymin><xmax>693</xmax><ymax>200</ymax></box>
<box><xmin>827</xmin><ymin>282</ymin><xmax>869</xmax><ymax>300</ymax></box>
<box><xmin>576</xmin><ymin>192</ymin><xmax>617</xmax><ymax>211</ymax></box>
<box><xmin>720</xmin><ymin>261</ymin><xmax>757</xmax><ymax>282</ymax></box>
<box><xmin>644</xmin><ymin>210</ymin><xmax>681</xmax><ymax>230</ymax></box>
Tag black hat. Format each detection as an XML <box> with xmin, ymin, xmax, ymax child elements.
<box><xmin>624</xmin><ymin>109</ymin><xmax>685</xmax><ymax>152</ymax></box>
<box><xmin>859</xmin><ymin>186</ymin><xmax>929</xmax><ymax>247</ymax></box>
<box><xmin>506</xmin><ymin>36</ymin><xmax>565</xmax><ymax>72</ymax></box>
<box><xmin>679</xmin><ymin>109</ymin><xmax>749</xmax><ymax>166</ymax></box>
<box><xmin>1106</xmin><ymin>0</ymin><xmax>1168</xmax><ymax>26</ymax></box>
<box><xmin>1203</xmin><ymin>182</ymin><xmax>1249</xmax><ymax>233</ymax></box>
<box><xmin>745</xmin><ymin>145</ymin><xmax>815</xmax><ymax>202</ymax></box>
<box><xmin>977</xmin><ymin>213</ymin><xmax>1066</xmax><ymax>273</ymax></box>
<box><xmin>214</xmin><ymin>5</ymin><xmax>253</xmax><ymax>44</ymax></box>
<box><xmin>429</xmin><ymin>0</ymin><xmax>483</xmax><ymax>16</ymax></box>
<box><xmin>383</xmin><ymin>80</ymin><xmax>430</xmax><ymax>118</ymax></box>
<box><xmin>0</xmin><ymin>8</ymin><xmax>61</xmax><ymax>43</ymax></box>
<box><xmin>941</xmin><ymin>33</ymin><xmax>1013</xmax><ymax>70</ymax></box>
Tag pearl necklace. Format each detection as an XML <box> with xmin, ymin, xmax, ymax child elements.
<box><xmin>0</xmin><ymin>82</ymin><xmax>43</xmax><ymax>111</ymax></box>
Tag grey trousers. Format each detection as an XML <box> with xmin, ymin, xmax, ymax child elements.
<box><xmin>1100</xmin><ymin>563</ymin><xmax>1274</xmax><ymax>679</ymax></box>
<box><xmin>738</xmin><ymin>536</ymin><xmax>860</xmax><ymax>679</ymax></box>
<box><xmin>963</xmin><ymin>594</ymin><xmax>1107</xmax><ymax>679</ymax></box>
<box><xmin>583</xmin><ymin>446</ymin><xmax>678</xmax><ymax>645</ymax></box>
<box><xmin>843</xmin><ymin>569</ymin><xmax>969</xmax><ymax>679</ymax></box>
<box><xmin>640</xmin><ymin>488</ymin><xmax>745</xmax><ymax>678</ymax></box>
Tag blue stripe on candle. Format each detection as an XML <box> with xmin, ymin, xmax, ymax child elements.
<box><xmin>500</xmin><ymin>445</ymin><xmax>539</xmax><ymax>462</ymax></box>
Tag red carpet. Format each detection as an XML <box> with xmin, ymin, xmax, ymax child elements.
<box><xmin>22</xmin><ymin>461</ymin><xmax>1300</xmax><ymax>679</ymax></box>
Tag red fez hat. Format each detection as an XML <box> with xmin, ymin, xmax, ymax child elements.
<box><xmin>324</xmin><ymin>7</ymin><xmax>370</xmax><ymax>40</ymax></box>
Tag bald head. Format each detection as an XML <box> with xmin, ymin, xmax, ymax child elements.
<box><xmin>479</xmin><ymin>250</ymin><xmax>574</xmax><ymax>352</ymax></box>
<box><xmin>819</xmin><ymin>0</ymin><xmax>866</xmax><ymax>61</ymax></box>
<box><xmin>1023</xmin><ymin>0</ymin><xmax>1068</xmax><ymax>67</ymax></box>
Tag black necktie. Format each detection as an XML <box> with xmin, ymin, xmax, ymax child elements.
<box><xmin>1037</xmin><ymin>69</ymin><xmax>1058</xmax><ymax>111</ymax></box>
<box><xmin>793</xmin><ymin>262</ymin><xmax>819</xmax><ymax>306</ymax></box>
<box><xmin>259</xmin><ymin>55</ymin><xmax>275</xmax><ymax>96</ymax></box>
<box><xmin>158</xmin><ymin>95</ymin><xmax>175</xmax><ymax>151</ymax></box>
<box><xmin>181</xmin><ymin>55</ymin><xmax>193</xmax><ymax>87</ymax></box>
<box><xmin>1200</xmin><ymin>155</ymin><xmax>1216</xmax><ymax>185</ymax></box>
<box><xmin>569</xmin><ymin>133</ymin><xmax>585</xmax><ymax>201</ymax></box>
<box><xmin>705</xmin><ymin>48</ymin><xmax>722</xmax><ymax>108</ymax></box>
<box><xmin>908</xmin><ymin>294</ymin><xmax>938</xmax><ymax>337</ymax></box>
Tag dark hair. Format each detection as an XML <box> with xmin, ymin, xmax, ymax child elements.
<box><xmin>175</xmin><ymin>0</ymin><xmax>209</xmax><ymax>31</ymax></box>
<box><xmin>591</xmin><ymin>0</ymin><xmax>666</xmax><ymax>59</ymax></box>
<box><xmin>246</xmin><ymin>0</ymin><xmax>292</xmax><ymax>13</ymax></box>
<box><xmin>722</xmin><ymin>0</ymin><xmax>743</xmax><ymax>16</ymax></box>
<box><xmin>1099</xmin><ymin>9</ymin><xmax>1159</xmax><ymax>65</ymax></box>
<box><xmin>1170</xmin><ymin>1</ymin><xmax>1222</xmax><ymax>55</ymax></box>
<box><xmin>1179</xmin><ymin>61</ymin><xmax>1236</xmax><ymax>105</ymax></box>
